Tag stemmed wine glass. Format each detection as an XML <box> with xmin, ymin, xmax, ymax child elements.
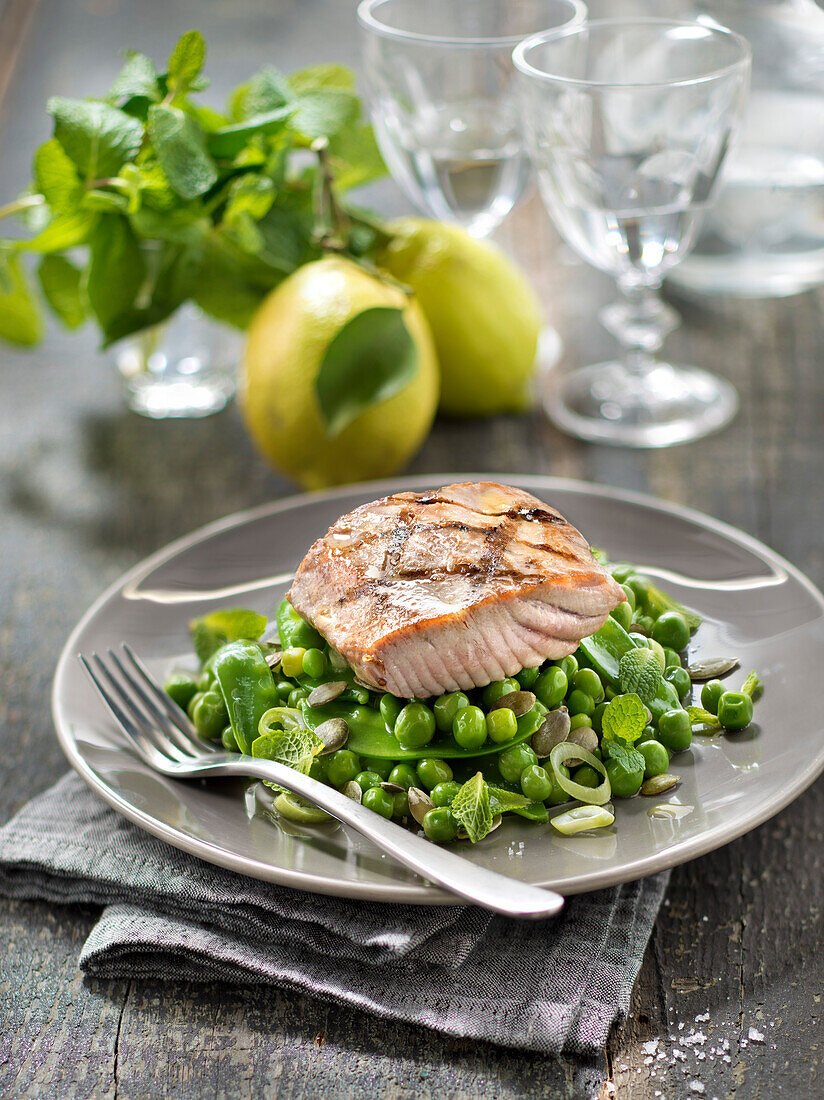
<box><xmin>514</xmin><ymin>20</ymin><xmax>751</xmax><ymax>446</ymax></box>
<box><xmin>357</xmin><ymin>0</ymin><xmax>587</xmax><ymax>366</ymax></box>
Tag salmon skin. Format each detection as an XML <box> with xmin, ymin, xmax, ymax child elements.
<box><xmin>288</xmin><ymin>482</ymin><xmax>626</xmax><ymax>699</ymax></box>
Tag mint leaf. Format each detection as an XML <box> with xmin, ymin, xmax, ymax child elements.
<box><xmin>288</xmin><ymin>64</ymin><xmax>356</xmax><ymax>95</ymax></box>
<box><xmin>20</xmin><ymin>210</ymin><xmax>94</xmax><ymax>253</ymax></box>
<box><xmin>47</xmin><ymin>97</ymin><xmax>143</xmax><ymax>178</ymax></box>
<box><xmin>686</xmin><ymin>706</ymin><xmax>722</xmax><ymax>731</ymax></box>
<box><xmin>207</xmin><ymin>106</ymin><xmax>293</xmax><ymax>159</ymax></box>
<box><xmin>86</xmin><ymin>216</ymin><xmax>145</xmax><ymax>335</ymax></box>
<box><xmin>229</xmin><ymin>68</ymin><xmax>290</xmax><ymax>120</ymax></box>
<box><xmin>601</xmin><ymin>693</ymin><xmax>647</xmax><ymax>744</ymax></box>
<box><xmin>741</xmin><ymin>670</ymin><xmax>764</xmax><ymax>701</ymax></box>
<box><xmin>190</xmin><ymin>233</ymin><xmax>275</xmax><ymax>328</ymax></box>
<box><xmin>603</xmin><ymin>740</ymin><xmax>645</xmax><ymax>773</ymax></box>
<box><xmin>108</xmin><ymin>51</ymin><xmax>161</xmax><ymax>103</ymax></box>
<box><xmin>37</xmin><ymin>255</ymin><xmax>86</xmax><ymax>329</ymax></box>
<box><xmin>251</xmin><ymin>723</ymin><xmax>324</xmax><ymax>776</ymax></box>
<box><xmin>288</xmin><ymin>89</ymin><xmax>359</xmax><ymax>141</ymax></box>
<box><xmin>316</xmin><ymin>306</ymin><xmax>419</xmax><ymax>436</ymax></box>
<box><xmin>148</xmin><ymin>105</ymin><xmax>217</xmax><ymax>199</ymax></box>
<box><xmin>166</xmin><ymin>30</ymin><xmax>207</xmax><ymax>99</ymax></box>
<box><xmin>488</xmin><ymin>786</ymin><xmax>532</xmax><ymax>814</ymax></box>
<box><xmin>329</xmin><ymin>124</ymin><xmax>387</xmax><ymax>191</ymax></box>
<box><xmin>618</xmin><ymin>648</ymin><xmax>665</xmax><ymax>702</ymax></box>
<box><xmin>189</xmin><ymin>608</ymin><xmax>268</xmax><ymax>666</ymax></box>
<box><xmin>451</xmin><ymin>772</ymin><xmax>493</xmax><ymax>843</ymax></box>
<box><xmin>0</xmin><ymin>254</ymin><xmax>42</xmax><ymax>346</ymax></box>
<box><xmin>33</xmin><ymin>139</ymin><xmax>83</xmax><ymax>214</ymax></box>
<box><xmin>224</xmin><ymin>175</ymin><xmax>276</xmax><ymax>224</ymax></box>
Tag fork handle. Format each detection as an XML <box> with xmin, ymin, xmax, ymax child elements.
<box><xmin>215</xmin><ymin>757</ymin><xmax>564</xmax><ymax>918</ymax></box>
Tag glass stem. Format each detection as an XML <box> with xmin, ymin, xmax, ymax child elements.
<box><xmin>600</xmin><ymin>274</ymin><xmax>680</xmax><ymax>377</ymax></box>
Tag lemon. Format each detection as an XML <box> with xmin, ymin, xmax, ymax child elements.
<box><xmin>240</xmin><ymin>256</ymin><xmax>438</xmax><ymax>490</ymax></box>
<box><xmin>377</xmin><ymin>218</ymin><xmax>542</xmax><ymax>417</ymax></box>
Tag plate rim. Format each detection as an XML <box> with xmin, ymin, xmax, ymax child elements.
<box><xmin>52</xmin><ymin>473</ymin><xmax>824</xmax><ymax>903</ymax></box>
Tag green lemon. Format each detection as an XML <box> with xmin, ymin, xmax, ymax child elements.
<box><xmin>377</xmin><ymin>218</ymin><xmax>542</xmax><ymax>417</ymax></box>
<box><xmin>240</xmin><ymin>256</ymin><xmax>439</xmax><ymax>489</ymax></box>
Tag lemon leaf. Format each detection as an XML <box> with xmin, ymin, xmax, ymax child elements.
<box><xmin>315</xmin><ymin>305</ymin><xmax>418</xmax><ymax>437</ymax></box>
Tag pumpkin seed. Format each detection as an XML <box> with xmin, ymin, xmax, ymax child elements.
<box><xmin>567</xmin><ymin>726</ymin><xmax>598</xmax><ymax>754</ymax></box>
<box><xmin>531</xmin><ymin>707</ymin><xmax>571</xmax><ymax>757</ymax></box>
<box><xmin>315</xmin><ymin>717</ymin><xmax>349</xmax><ymax>755</ymax></box>
<box><xmin>686</xmin><ymin>657</ymin><xmax>740</xmax><ymax>681</ymax></box>
<box><xmin>342</xmin><ymin>780</ymin><xmax>362</xmax><ymax>803</ymax></box>
<box><xmin>307</xmin><ymin>681</ymin><xmax>347</xmax><ymax>707</ymax></box>
<box><xmin>264</xmin><ymin>649</ymin><xmax>283</xmax><ymax>669</ymax></box>
<box><xmin>629</xmin><ymin>622</ymin><xmax>650</xmax><ymax>637</ymax></box>
<box><xmin>408</xmin><ymin>786</ymin><xmax>434</xmax><ymax>826</ymax></box>
<box><xmin>489</xmin><ymin>690</ymin><xmax>536</xmax><ymax>717</ymax></box>
<box><xmin>354</xmin><ymin>676</ymin><xmax>378</xmax><ymax>693</ymax></box>
<box><xmin>380</xmin><ymin>781</ymin><xmax>404</xmax><ymax>794</ymax></box>
<box><xmin>641</xmin><ymin>773</ymin><xmax>681</xmax><ymax>796</ymax></box>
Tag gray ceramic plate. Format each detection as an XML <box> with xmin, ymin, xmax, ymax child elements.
<box><xmin>53</xmin><ymin>476</ymin><xmax>824</xmax><ymax>904</ymax></box>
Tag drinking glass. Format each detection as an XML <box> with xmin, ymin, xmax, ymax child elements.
<box><xmin>357</xmin><ymin>0</ymin><xmax>586</xmax><ymax>238</ymax></box>
<box><xmin>514</xmin><ymin>19</ymin><xmax>751</xmax><ymax>446</ymax></box>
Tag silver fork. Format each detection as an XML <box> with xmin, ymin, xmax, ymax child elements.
<box><xmin>79</xmin><ymin>645</ymin><xmax>565</xmax><ymax>919</ymax></box>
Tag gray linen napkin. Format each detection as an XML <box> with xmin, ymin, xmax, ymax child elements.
<box><xmin>0</xmin><ymin>773</ymin><xmax>668</xmax><ymax>1054</ymax></box>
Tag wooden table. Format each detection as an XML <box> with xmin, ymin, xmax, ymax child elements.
<box><xmin>2</xmin><ymin>2</ymin><xmax>823</xmax><ymax>1096</ymax></box>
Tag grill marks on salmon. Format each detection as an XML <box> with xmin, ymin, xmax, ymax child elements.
<box><xmin>288</xmin><ymin>482</ymin><xmax>626</xmax><ymax>698</ymax></box>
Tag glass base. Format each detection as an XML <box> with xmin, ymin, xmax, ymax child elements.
<box><xmin>125</xmin><ymin>376</ymin><xmax>234</xmax><ymax>419</ymax></box>
<box><xmin>544</xmin><ymin>360</ymin><xmax>738</xmax><ymax>448</ymax></box>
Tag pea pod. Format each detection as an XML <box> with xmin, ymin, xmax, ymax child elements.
<box><xmin>212</xmin><ymin>640</ymin><xmax>280</xmax><ymax>754</ymax></box>
<box><xmin>577</xmin><ymin>616</ymin><xmax>682</xmax><ymax>720</ymax></box>
<box><xmin>275</xmin><ymin>597</ymin><xmax>324</xmax><ymax>651</ymax></box>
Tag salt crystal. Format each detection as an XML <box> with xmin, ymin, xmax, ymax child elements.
<box><xmin>689</xmin><ymin>1082</ymin><xmax>706</xmax><ymax>1094</ymax></box>
<box><xmin>674</xmin><ymin>1050</ymin><xmax>687</xmax><ymax>1061</ymax></box>
<box><xmin>696</xmin><ymin>1011</ymin><xmax>710</xmax><ymax>1022</ymax></box>
<box><xmin>642</xmin><ymin>1040</ymin><xmax>659</xmax><ymax>1055</ymax></box>
<box><xmin>682</xmin><ymin>1031</ymin><xmax>707</xmax><ymax>1046</ymax></box>
<box><xmin>645</xmin><ymin>1057</ymin><xmax>653</xmax><ymax>1066</ymax></box>
<box><xmin>748</xmin><ymin>1027</ymin><xmax>765</xmax><ymax>1044</ymax></box>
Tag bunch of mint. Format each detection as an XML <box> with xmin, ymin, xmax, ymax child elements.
<box><xmin>0</xmin><ymin>30</ymin><xmax>387</xmax><ymax>348</ymax></box>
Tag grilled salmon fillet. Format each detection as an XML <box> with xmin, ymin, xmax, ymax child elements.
<box><xmin>288</xmin><ymin>482</ymin><xmax>625</xmax><ymax>698</ymax></box>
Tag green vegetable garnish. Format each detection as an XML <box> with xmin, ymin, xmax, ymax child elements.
<box><xmin>600</xmin><ymin>692</ymin><xmax>647</xmax><ymax>744</ymax></box>
<box><xmin>451</xmin><ymin>772</ymin><xmax>493</xmax><ymax>843</ymax></box>
<box><xmin>189</xmin><ymin>608</ymin><xmax>267</xmax><ymax>666</ymax></box>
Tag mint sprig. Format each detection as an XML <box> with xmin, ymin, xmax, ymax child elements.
<box><xmin>451</xmin><ymin>772</ymin><xmax>494</xmax><ymax>844</ymax></box>
<box><xmin>618</xmin><ymin>648</ymin><xmax>665</xmax><ymax>702</ymax></box>
<box><xmin>0</xmin><ymin>30</ymin><xmax>387</xmax><ymax>348</ymax></box>
<box><xmin>601</xmin><ymin>693</ymin><xmax>647</xmax><ymax>744</ymax></box>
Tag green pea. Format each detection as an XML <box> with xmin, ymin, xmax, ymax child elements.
<box><xmin>388</xmin><ymin>763</ymin><xmax>419</xmax><ymax>790</ymax></box>
<box><xmin>481</xmin><ymin>678</ymin><xmax>520</xmax><ymax>708</ymax></box>
<box><xmin>302</xmin><ymin>647</ymin><xmax>326</xmax><ymax>679</ymax></box>
<box><xmin>288</xmin><ymin>616</ymin><xmax>325</xmax><ymax>650</ymax></box>
<box><xmin>287</xmin><ymin>687</ymin><xmax>308</xmax><ymax>708</ymax></box>
<box><xmin>572</xmin><ymin>668</ymin><xmax>605</xmax><ymax>703</ymax></box>
<box><xmin>325</xmin><ymin>749</ymin><xmax>360</xmax><ymax>787</ymax></box>
<box><xmin>657</xmin><ymin>708</ymin><xmax>692</xmax><ymax>751</ymax></box>
<box><xmin>361</xmin><ymin>756</ymin><xmax>393</xmax><ymax>779</ymax></box>
<box><xmin>701</xmin><ymin>679</ymin><xmax>725</xmax><ymax>715</ymax></box>
<box><xmin>394</xmin><ymin>702</ymin><xmax>436</xmax><ymax>749</ymax></box>
<box><xmin>627</xmin><ymin>576</ymin><xmax>649</xmax><ymax>606</ymax></box>
<box><xmin>516</xmin><ymin>666</ymin><xmax>541</xmax><ymax>688</ymax></box>
<box><xmin>422</xmin><ymin>807</ymin><xmax>459</xmax><ymax>843</ymax></box>
<box><xmin>605</xmin><ymin>757</ymin><xmax>644</xmax><ymax>798</ymax></box>
<box><xmin>221</xmin><ymin>725</ymin><xmax>238</xmax><ymax>752</ymax></box>
<box><xmin>637</xmin><ymin>724</ymin><xmax>657</xmax><ymax>745</ymax></box>
<box><xmin>498</xmin><ymin>744</ymin><xmax>538</xmax><ymax>784</ymax></box>
<box><xmin>379</xmin><ymin>694</ymin><xmax>404</xmax><ymax>731</ymax></box>
<box><xmin>566</xmin><ymin>689</ymin><xmax>595</xmax><ymax>717</ymax></box>
<box><xmin>569</xmin><ymin>712</ymin><xmax>593</xmax><ymax>730</ymax></box>
<box><xmin>280</xmin><ymin>647</ymin><xmax>307</xmax><ymax>678</ymax></box>
<box><xmin>639</xmin><ymin>740</ymin><xmax>669</xmax><ymax>779</ymax></box>
<box><xmin>274</xmin><ymin>679</ymin><xmax>294</xmax><ymax>701</ymax></box>
<box><xmin>665</xmin><ymin>666</ymin><xmax>691</xmax><ymax>701</ymax></box>
<box><xmin>621</xmin><ymin>582</ymin><xmax>636</xmax><ymax>611</ymax></box>
<box><xmin>433</xmin><ymin>691</ymin><xmax>469</xmax><ymax>732</ymax></box>
<box><xmin>547</xmin><ymin>762</ymin><xmax>571</xmax><ymax>805</ymax></box>
<box><xmin>362</xmin><ymin>786</ymin><xmax>394</xmax><ymax>819</ymax></box>
<box><xmin>610</xmin><ymin>601</ymin><xmax>633</xmax><ymax>630</ymax></box>
<box><xmin>187</xmin><ymin>690</ymin><xmax>204</xmax><ymax>720</ymax></box>
<box><xmin>355</xmin><ymin>770</ymin><xmax>383</xmax><ymax>791</ymax></box>
<box><xmin>571</xmin><ymin>764</ymin><xmax>601</xmax><ymax>789</ymax></box>
<box><xmin>663</xmin><ymin>647</ymin><xmax>682</xmax><ymax>670</ymax></box>
<box><xmin>717</xmin><ymin>691</ymin><xmax>753</xmax><ymax>731</ymax></box>
<box><xmin>652</xmin><ymin>611</ymin><xmax>691</xmax><ymax>652</ymax></box>
<box><xmin>486</xmin><ymin>707</ymin><xmax>518</xmax><ymax>744</ymax></box>
<box><xmin>164</xmin><ymin>671</ymin><xmax>198</xmax><ymax>711</ymax></box>
<box><xmin>198</xmin><ymin>666</ymin><xmax>217</xmax><ymax>692</ymax></box>
<box><xmin>558</xmin><ymin>655</ymin><xmax>578</xmax><ymax>681</ymax></box>
<box><xmin>192</xmin><ymin>690</ymin><xmax>228</xmax><ymax>740</ymax></box>
<box><xmin>592</xmin><ymin>702</ymin><xmax>607</xmax><ymax>734</ymax></box>
<box><xmin>430</xmin><ymin>780</ymin><xmax>460</xmax><ymax>807</ymax></box>
<box><xmin>452</xmin><ymin>706</ymin><xmax>487</xmax><ymax>750</ymax></box>
<box><xmin>610</xmin><ymin>564</ymin><xmax>635</xmax><ymax>584</ymax></box>
<box><xmin>416</xmin><ymin>758</ymin><xmax>453</xmax><ymax>791</ymax></box>
<box><xmin>633</xmin><ymin>614</ymin><xmax>656</xmax><ymax>636</ymax></box>
<box><xmin>534</xmin><ymin>666</ymin><xmax>568</xmax><ymax>709</ymax></box>
<box><xmin>392</xmin><ymin>791</ymin><xmax>410</xmax><ymax>818</ymax></box>
<box><xmin>308</xmin><ymin>757</ymin><xmax>326</xmax><ymax>783</ymax></box>
<box><xmin>520</xmin><ymin>764</ymin><xmax>553</xmax><ymax>802</ymax></box>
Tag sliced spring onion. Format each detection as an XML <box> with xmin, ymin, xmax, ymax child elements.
<box><xmin>273</xmin><ymin>792</ymin><xmax>330</xmax><ymax>824</ymax></box>
<box><xmin>551</xmin><ymin>804</ymin><xmax>615</xmax><ymax>835</ymax></box>
<box><xmin>258</xmin><ymin>707</ymin><xmax>303</xmax><ymax>736</ymax></box>
<box><xmin>549</xmin><ymin>742</ymin><xmax>612</xmax><ymax>806</ymax></box>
